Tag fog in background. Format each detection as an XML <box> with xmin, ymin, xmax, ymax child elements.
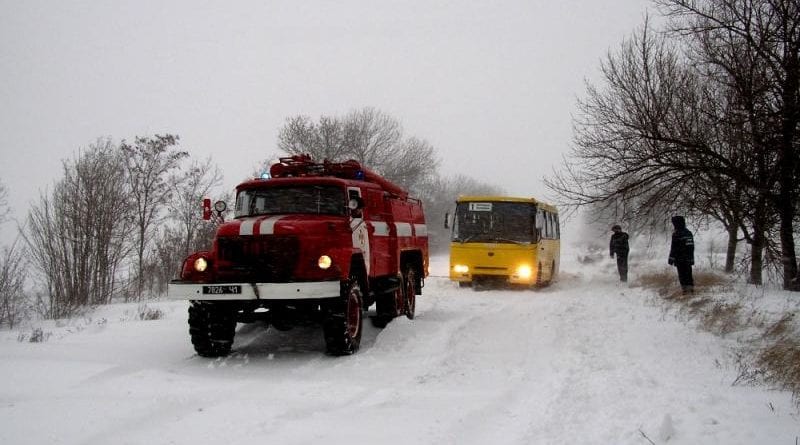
<box><xmin>0</xmin><ymin>0</ymin><xmax>649</xmax><ymax>245</ymax></box>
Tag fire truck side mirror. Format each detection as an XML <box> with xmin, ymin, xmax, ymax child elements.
<box><xmin>348</xmin><ymin>197</ymin><xmax>364</xmax><ymax>210</ymax></box>
<box><xmin>214</xmin><ymin>200</ymin><xmax>227</xmax><ymax>222</ymax></box>
<box><xmin>202</xmin><ymin>198</ymin><xmax>212</xmax><ymax>220</ymax></box>
<box><xmin>348</xmin><ymin>197</ymin><xmax>364</xmax><ymax>219</ymax></box>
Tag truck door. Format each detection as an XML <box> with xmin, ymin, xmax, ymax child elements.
<box><xmin>348</xmin><ymin>187</ymin><xmax>370</xmax><ymax>274</ymax></box>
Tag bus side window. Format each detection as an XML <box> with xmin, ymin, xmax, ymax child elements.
<box><xmin>535</xmin><ymin>210</ymin><xmax>544</xmax><ymax>242</ymax></box>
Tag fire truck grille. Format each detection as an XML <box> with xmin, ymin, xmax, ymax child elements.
<box><xmin>216</xmin><ymin>236</ymin><xmax>300</xmax><ymax>282</ymax></box>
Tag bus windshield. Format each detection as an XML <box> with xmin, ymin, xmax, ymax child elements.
<box><xmin>452</xmin><ymin>201</ymin><xmax>535</xmax><ymax>244</ymax></box>
<box><xmin>235</xmin><ymin>185</ymin><xmax>346</xmax><ymax>217</ymax></box>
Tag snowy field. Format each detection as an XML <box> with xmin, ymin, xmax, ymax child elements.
<box><xmin>1</xmin><ymin>250</ymin><xmax>798</xmax><ymax>444</ymax></box>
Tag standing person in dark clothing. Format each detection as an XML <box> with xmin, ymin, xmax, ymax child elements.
<box><xmin>668</xmin><ymin>215</ymin><xmax>695</xmax><ymax>293</ymax></box>
<box><xmin>609</xmin><ymin>225</ymin><xmax>629</xmax><ymax>282</ymax></box>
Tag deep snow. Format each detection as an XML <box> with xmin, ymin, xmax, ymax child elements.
<box><xmin>1</xmin><ymin>250</ymin><xmax>798</xmax><ymax>444</ymax></box>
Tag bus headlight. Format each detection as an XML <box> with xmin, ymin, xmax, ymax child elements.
<box><xmin>515</xmin><ymin>265</ymin><xmax>532</xmax><ymax>279</ymax></box>
<box><xmin>453</xmin><ymin>264</ymin><xmax>469</xmax><ymax>274</ymax></box>
<box><xmin>194</xmin><ymin>257</ymin><xmax>208</xmax><ymax>272</ymax></box>
<box><xmin>318</xmin><ymin>255</ymin><xmax>332</xmax><ymax>270</ymax></box>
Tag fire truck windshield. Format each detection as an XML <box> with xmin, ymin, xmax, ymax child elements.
<box><xmin>451</xmin><ymin>201</ymin><xmax>535</xmax><ymax>244</ymax></box>
<box><xmin>234</xmin><ymin>185</ymin><xmax>346</xmax><ymax>217</ymax></box>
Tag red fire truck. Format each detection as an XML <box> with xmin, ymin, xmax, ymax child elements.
<box><xmin>168</xmin><ymin>155</ymin><xmax>429</xmax><ymax>356</ymax></box>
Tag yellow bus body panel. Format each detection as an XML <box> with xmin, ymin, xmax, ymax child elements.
<box><xmin>449</xmin><ymin>239</ymin><xmax>560</xmax><ymax>285</ymax></box>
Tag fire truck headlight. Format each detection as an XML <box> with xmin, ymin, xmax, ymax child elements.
<box><xmin>515</xmin><ymin>265</ymin><xmax>533</xmax><ymax>279</ymax></box>
<box><xmin>453</xmin><ymin>264</ymin><xmax>469</xmax><ymax>274</ymax></box>
<box><xmin>194</xmin><ymin>257</ymin><xmax>208</xmax><ymax>273</ymax></box>
<box><xmin>318</xmin><ymin>255</ymin><xmax>332</xmax><ymax>270</ymax></box>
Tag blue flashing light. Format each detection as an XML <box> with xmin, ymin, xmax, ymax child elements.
<box><xmin>260</xmin><ymin>172</ymin><xmax>271</xmax><ymax>180</ymax></box>
<box><xmin>354</xmin><ymin>170</ymin><xmax>365</xmax><ymax>180</ymax></box>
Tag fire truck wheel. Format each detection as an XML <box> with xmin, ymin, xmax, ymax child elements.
<box><xmin>403</xmin><ymin>266</ymin><xmax>417</xmax><ymax>320</ymax></box>
<box><xmin>188</xmin><ymin>302</ymin><xmax>236</xmax><ymax>357</ymax></box>
<box><xmin>373</xmin><ymin>274</ymin><xmax>403</xmax><ymax>328</ymax></box>
<box><xmin>323</xmin><ymin>277</ymin><xmax>363</xmax><ymax>355</ymax></box>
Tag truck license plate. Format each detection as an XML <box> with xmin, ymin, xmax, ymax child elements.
<box><xmin>202</xmin><ymin>285</ymin><xmax>242</xmax><ymax>295</ymax></box>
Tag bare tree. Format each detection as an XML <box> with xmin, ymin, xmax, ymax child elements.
<box><xmin>0</xmin><ymin>180</ymin><xmax>9</xmax><ymax>225</ymax></box>
<box><xmin>168</xmin><ymin>157</ymin><xmax>224</xmax><ymax>257</ymax></box>
<box><xmin>144</xmin><ymin>227</ymin><xmax>185</xmax><ymax>296</ymax></box>
<box><xmin>120</xmin><ymin>134</ymin><xmax>188</xmax><ymax>300</ymax></box>
<box><xmin>378</xmin><ymin>136</ymin><xmax>438</xmax><ymax>193</ymax></box>
<box><xmin>278</xmin><ymin>115</ymin><xmax>350</xmax><ymax>161</ymax></box>
<box><xmin>23</xmin><ymin>139</ymin><xmax>131</xmax><ymax>317</ymax></box>
<box><xmin>546</xmin><ymin>18</ymin><xmax>780</xmax><ymax>283</ymax></box>
<box><xmin>657</xmin><ymin>0</ymin><xmax>800</xmax><ymax>288</ymax></box>
<box><xmin>139</xmin><ymin>157</ymin><xmax>225</xmax><ymax>296</ymax></box>
<box><xmin>0</xmin><ymin>238</ymin><xmax>27</xmax><ymax>328</ymax></box>
<box><xmin>276</xmin><ymin>107</ymin><xmax>440</xmax><ymax>193</ymax></box>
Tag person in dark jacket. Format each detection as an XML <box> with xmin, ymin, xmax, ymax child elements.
<box><xmin>609</xmin><ymin>224</ymin><xmax>629</xmax><ymax>282</ymax></box>
<box><xmin>668</xmin><ymin>215</ymin><xmax>695</xmax><ymax>293</ymax></box>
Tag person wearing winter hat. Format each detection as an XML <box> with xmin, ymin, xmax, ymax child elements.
<box><xmin>668</xmin><ymin>215</ymin><xmax>694</xmax><ymax>293</ymax></box>
<box><xmin>609</xmin><ymin>224</ymin><xmax>629</xmax><ymax>282</ymax></box>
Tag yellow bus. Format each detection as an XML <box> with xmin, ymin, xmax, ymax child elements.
<box><xmin>447</xmin><ymin>196</ymin><xmax>560</xmax><ymax>288</ymax></box>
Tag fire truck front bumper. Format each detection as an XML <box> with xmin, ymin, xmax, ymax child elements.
<box><xmin>167</xmin><ymin>280</ymin><xmax>341</xmax><ymax>301</ymax></box>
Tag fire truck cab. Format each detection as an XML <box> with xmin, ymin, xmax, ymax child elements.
<box><xmin>168</xmin><ymin>155</ymin><xmax>429</xmax><ymax>356</ymax></box>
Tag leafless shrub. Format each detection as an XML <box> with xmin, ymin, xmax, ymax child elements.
<box><xmin>0</xmin><ymin>238</ymin><xmax>28</xmax><ymax>328</ymax></box>
<box><xmin>18</xmin><ymin>327</ymin><xmax>51</xmax><ymax>343</ymax></box>
<box><xmin>700</xmin><ymin>302</ymin><xmax>743</xmax><ymax>336</ymax></box>
<box><xmin>635</xmin><ymin>271</ymin><xmax>675</xmax><ymax>296</ymax></box>
<box><xmin>756</xmin><ymin>340</ymin><xmax>800</xmax><ymax>403</ymax></box>
<box><xmin>693</xmin><ymin>271</ymin><xmax>730</xmax><ymax>288</ymax></box>
<box><xmin>687</xmin><ymin>297</ymin><xmax>712</xmax><ymax>315</ymax></box>
<box><xmin>763</xmin><ymin>313</ymin><xmax>796</xmax><ymax>339</ymax></box>
<box><xmin>23</xmin><ymin>139</ymin><xmax>131</xmax><ymax>318</ymax></box>
<box><xmin>136</xmin><ymin>303</ymin><xmax>164</xmax><ymax>321</ymax></box>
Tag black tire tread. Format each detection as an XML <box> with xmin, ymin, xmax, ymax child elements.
<box><xmin>188</xmin><ymin>302</ymin><xmax>236</xmax><ymax>357</ymax></box>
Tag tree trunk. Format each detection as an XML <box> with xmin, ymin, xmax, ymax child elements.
<box><xmin>777</xmin><ymin>48</ymin><xmax>799</xmax><ymax>291</ymax></box>
<box><xmin>749</xmin><ymin>210</ymin><xmax>767</xmax><ymax>285</ymax></box>
<box><xmin>724</xmin><ymin>224</ymin><xmax>737</xmax><ymax>274</ymax></box>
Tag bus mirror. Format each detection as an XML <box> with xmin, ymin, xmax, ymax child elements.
<box><xmin>444</xmin><ymin>212</ymin><xmax>450</xmax><ymax>229</ymax></box>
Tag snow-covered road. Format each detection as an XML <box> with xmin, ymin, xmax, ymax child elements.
<box><xmin>0</xmin><ymin>255</ymin><xmax>797</xmax><ymax>444</ymax></box>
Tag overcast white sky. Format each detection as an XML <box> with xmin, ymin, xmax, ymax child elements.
<box><xmin>0</xmin><ymin>0</ymin><xmax>650</xmax><ymax>241</ymax></box>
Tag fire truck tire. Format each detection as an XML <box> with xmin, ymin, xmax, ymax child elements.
<box><xmin>373</xmin><ymin>274</ymin><xmax>403</xmax><ymax>328</ymax></box>
<box><xmin>403</xmin><ymin>265</ymin><xmax>417</xmax><ymax>319</ymax></box>
<box><xmin>323</xmin><ymin>277</ymin><xmax>363</xmax><ymax>355</ymax></box>
<box><xmin>188</xmin><ymin>302</ymin><xmax>236</xmax><ymax>357</ymax></box>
